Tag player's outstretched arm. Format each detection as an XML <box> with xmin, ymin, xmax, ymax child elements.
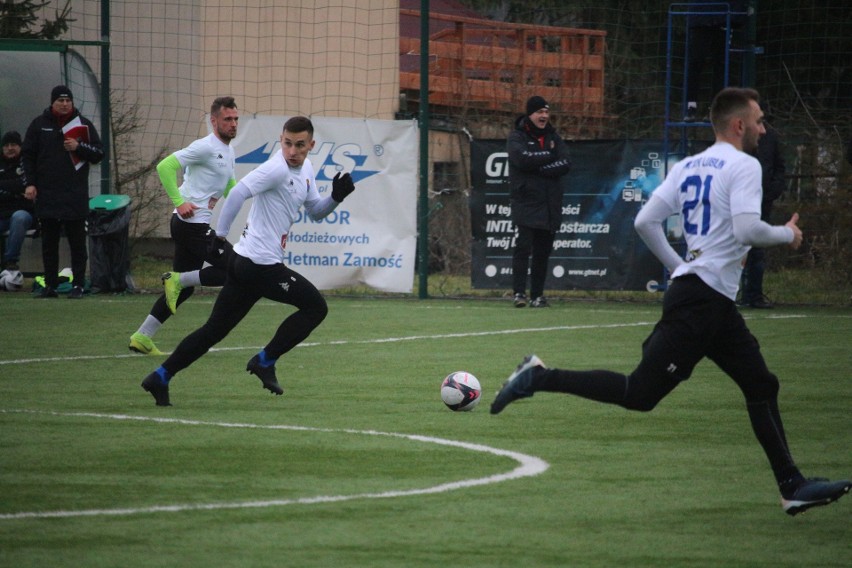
<box><xmin>733</xmin><ymin>213</ymin><xmax>798</xmax><ymax>249</ymax></box>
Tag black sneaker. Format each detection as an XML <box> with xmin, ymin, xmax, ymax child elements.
<box><xmin>683</xmin><ymin>105</ymin><xmax>698</xmax><ymax>122</ymax></box>
<box><xmin>141</xmin><ymin>372</ymin><xmax>172</xmax><ymax>406</ymax></box>
<box><xmin>247</xmin><ymin>354</ymin><xmax>284</xmax><ymax>395</ymax></box>
<box><xmin>512</xmin><ymin>293</ymin><xmax>527</xmax><ymax>308</ymax></box>
<box><xmin>782</xmin><ymin>478</ymin><xmax>851</xmax><ymax>516</ymax></box>
<box><xmin>739</xmin><ymin>295</ymin><xmax>774</xmax><ymax>309</ymax></box>
<box><xmin>68</xmin><ymin>286</ymin><xmax>84</xmax><ymax>299</ymax></box>
<box><xmin>490</xmin><ymin>354</ymin><xmax>545</xmax><ymax>415</ymax></box>
<box><xmin>529</xmin><ymin>296</ymin><xmax>549</xmax><ymax>308</ymax></box>
<box><xmin>35</xmin><ymin>286</ymin><xmax>58</xmax><ymax>298</ymax></box>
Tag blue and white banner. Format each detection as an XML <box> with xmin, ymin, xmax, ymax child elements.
<box><xmin>214</xmin><ymin>116</ymin><xmax>418</xmax><ymax>293</ymax></box>
<box><xmin>470</xmin><ymin>139</ymin><xmax>698</xmax><ymax>292</ymax></box>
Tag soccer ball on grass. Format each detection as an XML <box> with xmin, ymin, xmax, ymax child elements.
<box><xmin>440</xmin><ymin>371</ymin><xmax>482</xmax><ymax>411</ymax></box>
<box><xmin>0</xmin><ymin>269</ymin><xmax>23</xmax><ymax>291</ymax></box>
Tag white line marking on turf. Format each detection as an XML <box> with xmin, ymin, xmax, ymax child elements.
<box><xmin>0</xmin><ymin>410</ymin><xmax>549</xmax><ymax>520</ymax></box>
<box><xmin>0</xmin><ymin>321</ymin><xmax>657</xmax><ymax>366</ymax></box>
<box><xmin>0</xmin><ymin>314</ymin><xmax>830</xmax><ymax>367</ymax></box>
<box><xmin>0</xmin><ymin>314</ymin><xmax>832</xmax><ymax>366</ymax></box>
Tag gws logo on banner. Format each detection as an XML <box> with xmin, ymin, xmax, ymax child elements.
<box><xmin>237</xmin><ymin>141</ymin><xmax>380</xmax><ymax>184</ymax></box>
<box><xmin>484</xmin><ymin>152</ymin><xmax>509</xmax><ymax>183</ymax></box>
<box><xmin>485</xmin><ymin>152</ymin><xmax>509</xmax><ymax>176</ymax></box>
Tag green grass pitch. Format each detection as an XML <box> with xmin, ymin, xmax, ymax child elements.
<box><xmin>0</xmin><ymin>293</ymin><xmax>849</xmax><ymax>567</ymax></box>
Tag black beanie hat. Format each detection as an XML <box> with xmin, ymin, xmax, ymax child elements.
<box><xmin>51</xmin><ymin>85</ymin><xmax>73</xmax><ymax>104</ymax></box>
<box><xmin>526</xmin><ymin>95</ymin><xmax>549</xmax><ymax>116</ymax></box>
<box><xmin>1</xmin><ymin>131</ymin><xmax>22</xmax><ymax>146</ymax></box>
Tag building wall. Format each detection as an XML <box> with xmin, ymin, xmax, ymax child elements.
<box><xmin>58</xmin><ymin>0</ymin><xmax>400</xmax><ymax>238</ymax></box>
<box><xmin>67</xmin><ymin>0</ymin><xmax>400</xmax><ymax>158</ymax></box>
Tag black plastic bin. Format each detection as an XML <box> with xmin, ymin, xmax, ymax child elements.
<box><xmin>88</xmin><ymin>194</ymin><xmax>132</xmax><ymax>293</ymax></box>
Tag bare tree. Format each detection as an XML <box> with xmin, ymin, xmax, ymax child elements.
<box><xmin>109</xmin><ymin>90</ymin><xmax>169</xmax><ymax>247</ymax></box>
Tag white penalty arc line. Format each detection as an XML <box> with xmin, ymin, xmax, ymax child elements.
<box><xmin>0</xmin><ymin>410</ymin><xmax>549</xmax><ymax>521</ymax></box>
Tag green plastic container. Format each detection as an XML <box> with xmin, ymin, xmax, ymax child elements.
<box><xmin>89</xmin><ymin>194</ymin><xmax>131</xmax><ymax>211</ymax></box>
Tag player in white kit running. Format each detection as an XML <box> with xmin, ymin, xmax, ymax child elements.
<box><xmin>490</xmin><ymin>87</ymin><xmax>851</xmax><ymax>516</ymax></box>
<box><xmin>129</xmin><ymin>96</ymin><xmax>239</xmax><ymax>356</ymax></box>
<box><xmin>142</xmin><ymin>116</ymin><xmax>355</xmax><ymax>407</ymax></box>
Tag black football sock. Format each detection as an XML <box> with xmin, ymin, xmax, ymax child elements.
<box><xmin>746</xmin><ymin>398</ymin><xmax>803</xmax><ymax>492</ymax></box>
<box><xmin>537</xmin><ymin>369</ymin><xmax>628</xmax><ymax>405</ymax></box>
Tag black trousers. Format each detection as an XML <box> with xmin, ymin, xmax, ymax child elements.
<box><xmin>740</xmin><ymin>246</ymin><xmax>766</xmax><ymax>304</ymax></box>
<box><xmin>541</xmin><ymin>275</ymin><xmax>798</xmax><ymax>484</ymax></box>
<box><xmin>512</xmin><ymin>225</ymin><xmax>554</xmax><ymax>298</ymax></box>
<box><xmin>161</xmin><ymin>252</ymin><xmax>328</xmax><ymax>377</ymax></box>
<box><xmin>40</xmin><ymin>217</ymin><xmax>87</xmax><ymax>289</ymax></box>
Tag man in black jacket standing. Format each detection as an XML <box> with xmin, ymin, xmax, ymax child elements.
<box><xmin>507</xmin><ymin>96</ymin><xmax>572</xmax><ymax>308</ymax></box>
<box><xmin>22</xmin><ymin>85</ymin><xmax>104</xmax><ymax>298</ymax></box>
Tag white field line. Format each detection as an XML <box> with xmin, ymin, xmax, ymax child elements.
<box><xmin>0</xmin><ymin>410</ymin><xmax>549</xmax><ymax>520</ymax></box>
<box><xmin>1</xmin><ymin>314</ymin><xmax>816</xmax><ymax>367</ymax></box>
<box><xmin>0</xmin><ymin>321</ymin><xmax>659</xmax><ymax>366</ymax></box>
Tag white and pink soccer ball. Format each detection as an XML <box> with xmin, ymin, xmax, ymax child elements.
<box><xmin>440</xmin><ymin>371</ymin><xmax>482</xmax><ymax>411</ymax></box>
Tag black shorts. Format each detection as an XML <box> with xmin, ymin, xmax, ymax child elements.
<box><xmin>632</xmin><ymin>274</ymin><xmax>775</xmax><ymax>399</ymax></box>
<box><xmin>169</xmin><ymin>214</ymin><xmax>228</xmax><ymax>273</ymax></box>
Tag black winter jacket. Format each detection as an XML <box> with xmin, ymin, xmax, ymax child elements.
<box><xmin>21</xmin><ymin>107</ymin><xmax>103</xmax><ymax>220</ymax></box>
<box><xmin>754</xmin><ymin>125</ymin><xmax>785</xmax><ymax>221</ymax></box>
<box><xmin>0</xmin><ymin>154</ymin><xmax>32</xmax><ymax>219</ymax></box>
<box><xmin>507</xmin><ymin>115</ymin><xmax>572</xmax><ymax>232</ymax></box>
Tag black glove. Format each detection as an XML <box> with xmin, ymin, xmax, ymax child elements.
<box><xmin>206</xmin><ymin>229</ymin><xmax>233</xmax><ymax>261</ymax></box>
<box><xmin>331</xmin><ymin>172</ymin><xmax>355</xmax><ymax>203</ymax></box>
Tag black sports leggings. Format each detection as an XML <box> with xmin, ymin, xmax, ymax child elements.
<box><xmin>161</xmin><ymin>252</ymin><xmax>328</xmax><ymax>377</ymax></box>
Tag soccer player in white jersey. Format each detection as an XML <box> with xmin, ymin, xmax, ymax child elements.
<box><xmin>491</xmin><ymin>87</ymin><xmax>850</xmax><ymax>516</ymax></box>
<box><xmin>128</xmin><ymin>97</ymin><xmax>239</xmax><ymax>356</ymax></box>
<box><xmin>141</xmin><ymin>116</ymin><xmax>355</xmax><ymax>405</ymax></box>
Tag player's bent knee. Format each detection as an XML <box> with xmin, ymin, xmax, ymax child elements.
<box><xmin>742</xmin><ymin>372</ymin><xmax>780</xmax><ymax>403</ymax></box>
<box><xmin>301</xmin><ymin>297</ymin><xmax>328</xmax><ymax>327</ymax></box>
<box><xmin>621</xmin><ymin>372</ymin><xmax>679</xmax><ymax>412</ymax></box>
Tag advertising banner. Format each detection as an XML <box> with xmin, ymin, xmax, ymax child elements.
<box><xmin>470</xmin><ymin>139</ymin><xmax>686</xmax><ymax>292</ymax></box>
<box><xmin>216</xmin><ymin>116</ymin><xmax>418</xmax><ymax>293</ymax></box>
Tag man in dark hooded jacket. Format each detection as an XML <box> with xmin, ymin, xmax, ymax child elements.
<box><xmin>0</xmin><ymin>130</ymin><xmax>33</xmax><ymax>272</ymax></box>
<box><xmin>507</xmin><ymin>96</ymin><xmax>572</xmax><ymax>308</ymax></box>
<box><xmin>22</xmin><ymin>85</ymin><xmax>103</xmax><ymax>298</ymax></box>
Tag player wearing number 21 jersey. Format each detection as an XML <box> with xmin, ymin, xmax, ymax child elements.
<box><xmin>491</xmin><ymin>88</ymin><xmax>851</xmax><ymax>516</ymax></box>
<box><xmin>638</xmin><ymin>135</ymin><xmax>791</xmax><ymax>300</ymax></box>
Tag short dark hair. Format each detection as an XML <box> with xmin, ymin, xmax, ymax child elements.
<box><xmin>710</xmin><ymin>87</ymin><xmax>760</xmax><ymax>131</ymax></box>
<box><xmin>211</xmin><ymin>96</ymin><xmax>237</xmax><ymax>116</ymax></box>
<box><xmin>283</xmin><ymin>116</ymin><xmax>314</xmax><ymax>137</ymax></box>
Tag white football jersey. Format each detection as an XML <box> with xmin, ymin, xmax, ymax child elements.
<box><xmin>173</xmin><ymin>133</ymin><xmax>235</xmax><ymax>224</ymax></box>
<box><xmin>653</xmin><ymin>141</ymin><xmax>762</xmax><ymax>299</ymax></box>
<box><xmin>234</xmin><ymin>154</ymin><xmax>324</xmax><ymax>265</ymax></box>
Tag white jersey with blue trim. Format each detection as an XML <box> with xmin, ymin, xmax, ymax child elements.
<box><xmin>173</xmin><ymin>132</ymin><xmax>235</xmax><ymax>224</ymax></box>
<box><xmin>653</xmin><ymin>141</ymin><xmax>762</xmax><ymax>299</ymax></box>
<box><xmin>234</xmin><ymin>153</ymin><xmax>322</xmax><ymax>265</ymax></box>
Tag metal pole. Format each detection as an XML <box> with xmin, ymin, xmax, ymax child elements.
<box><xmin>417</xmin><ymin>0</ymin><xmax>430</xmax><ymax>298</ymax></box>
<box><xmin>100</xmin><ymin>0</ymin><xmax>111</xmax><ymax>194</ymax></box>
